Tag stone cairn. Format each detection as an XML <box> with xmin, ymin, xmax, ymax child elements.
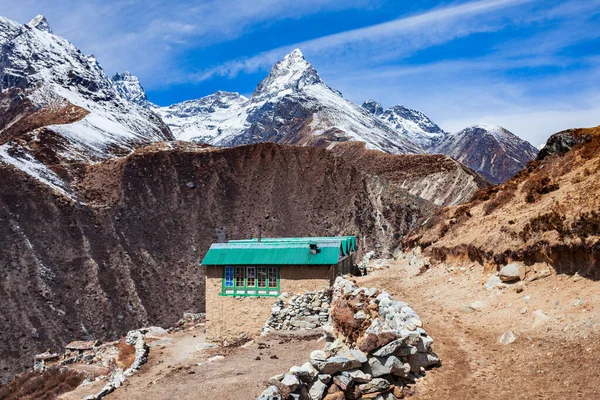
<box><xmin>263</xmin><ymin>290</ymin><xmax>331</xmax><ymax>333</ymax></box>
<box><xmin>258</xmin><ymin>277</ymin><xmax>440</xmax><ymax>400</ymax></box>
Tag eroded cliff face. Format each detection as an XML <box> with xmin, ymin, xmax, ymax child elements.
<box><xmin>329</xmin><ymin>141</ymin><xmax>490</xmax><ymax>207</ymax></box>
<box><xmin>407</xmin><ymin>126</ymin><xmax>600</xmax><ymax>274</ymax></box>
<box><xmin>0</xmin><ymin>142</ymin><xmax>439</xmax><ymax>382</ymax></box>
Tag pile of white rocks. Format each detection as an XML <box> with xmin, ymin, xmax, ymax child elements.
<box><xmin>263</xmin><ymin>291</ymin><xmax>331</xmax><ymax>333</ymax></box>
<box><xmin>257</xmin><ymin>278</ymin><xmax>439</xmax><ymax>400</ymax></box>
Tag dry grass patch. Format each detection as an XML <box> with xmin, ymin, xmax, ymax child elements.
<box><xmin>115</xmin><ymin>339</ymin><xmax>136</xmax><ymax>369</ymax></box>
<box><xmin>0</xmin><ymin>367</ymin><xmax>85</xmax><ymax>400</ymax></box>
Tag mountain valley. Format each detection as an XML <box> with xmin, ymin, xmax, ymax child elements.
<box><xmin>0</xmin><ymin>12</ymin><xmax>598</xmax><ymax>400</ymax></box>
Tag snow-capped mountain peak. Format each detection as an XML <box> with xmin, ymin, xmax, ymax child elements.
<box><xmin>362</xmin><ymin>100</ymin><xmax>384</xmax><ymax>116</ymax></box>
<box><xmin>157</xmin><ymin>49</ymin><xmax>423</xmax><ymax>154</ymax></box>
<box><xmin>449</xmin><ymin>124</ymin><xmax>522</xmax><ymax>147</ymax></box>
<box><xmin>112</xmin><ymin>71</ymin><xmax>149</xmax><ymax>106</ymax></box>
<box><xmin>462</xmin><ymin>123</ymin><xmax>506</xmax><ymax>138</ymax></box>
<box><xmin>363</xmin><ymin>101</ymin><xmax>446</xmax><ymax>151</ymax></box>
<box><xmin>0</xmin><ymin>14</ymin><xmax>172</xmax><ymax>197</ymax></box>
<box><xmin>252</xmin><ymin>48</ymin><xmax>327</xmax><ymax>99</ymax></box>
<box><xmin>26</xmin><ymin>15</ymin><xmax>52</xmax><ymax>33</ymax></box>
<box><xmin>435</xmin><ymin>124</ymin><xmax>539</xmax><ymax>183</ymax></box>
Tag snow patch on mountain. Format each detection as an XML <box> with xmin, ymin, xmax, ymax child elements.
<box><xmin>0</xmin><ymin>145</ymin><xmax>73</xmax><ymax>198</ymax></box>
<box><xmin>156</xmin><ymin>91</ymin><xmax>249</xmax><ymax>143</ymax></box>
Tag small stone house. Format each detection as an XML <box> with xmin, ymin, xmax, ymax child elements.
<box><xmin>201</xmin><ymin>236</ymin><xmax>356</xmax><ymax>340</ymax></box>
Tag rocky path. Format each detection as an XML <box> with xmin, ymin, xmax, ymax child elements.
<box><xmin>357</xmin><ymin>256</ymin><xmax>600</xmax><ymax>399</ymax></box>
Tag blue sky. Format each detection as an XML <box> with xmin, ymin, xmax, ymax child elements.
<box><xmin>2</xmin><ymin>0</ymin><xmax>599</xmax><ymax>146</ymax></box>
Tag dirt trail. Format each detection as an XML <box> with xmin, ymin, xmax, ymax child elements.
<box><xmin>356</xmin><ymin>257</ymin><xmax>600</xmax><ymax>399</ymax></box>
<box><xmin>62</xmin><ymin>328</ymin><xmax>322</xmax><ymax>400</ymax></box>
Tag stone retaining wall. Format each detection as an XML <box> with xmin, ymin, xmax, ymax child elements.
<box><xmin>263</xmin><ymin>290</ymin><xmax>331</xmax><ymax>333</ymax></box>
<box><xmin>83</xmin><ymin>329</ymin><xmax>150</xmax><ymax>400</ymax></box>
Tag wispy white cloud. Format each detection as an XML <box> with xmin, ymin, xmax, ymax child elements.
<box><xmin>0</xmin><ymin>0</ymin><xmax>374</xmax><ymax>78</ymax></box>
<box><xmin>188</xmin><ymin>0</ymin><xmax>534</xmax><ymax>83</ymax></box>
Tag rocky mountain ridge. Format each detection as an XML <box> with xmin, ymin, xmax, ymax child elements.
<box><xmin>435</xmin><ymin>124</ymin><xmax>540</xmax><ymax>184</ymax></box>
<box><xmin>0</xmin><ymin>13</ymin><xmax>536</xmax><ymax>188</ymax></box>
<box><xmin>0</xmin><ymin>14</ymin><xmax>172</xmax><ymax>198</ymax></box>
<box><xmin>361</xmin><ymin>100</ymin><xmax>446</xmax><ymax>151</ymax></box>
<box><xmin>0</xmin><ymin>140</ymin><xmax>487</xmax><ymax>384</ymax></box>
<box><xmin>156</xmin><ymin>49</ymin><xmax>423</xmax><ymax>154</ymax></box>
<box><xmin>149</xmin><ymin>50</ymin><xmax>538</xmax><ymax>183</ymax></box>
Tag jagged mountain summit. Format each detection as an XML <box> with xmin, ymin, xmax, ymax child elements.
<box><xmin>26</xmin><ymin>14</ymin><xmax>52</xmax><ymax>33</ymax></box>
<box><xmin>156</xmin><ymin>49</ymin><xmax>424</xmax><ymax>154</ymax></box>
<box><xmin>111</xmin><ymin>71</ymin><xmax>150</xmax><ymax>107</ymax></box>
<box><xmin>435</xmin><ymin>124</ymin><xmax>539</xmax><ymax>184</ymax></box>
<box><xmin>362</xmin><ymin>100</ymin><xmax>446</xmax><ymax>150</ymax></box>
<box><xmin>0</xmin><ymin>15</ymin><xmax>172</xmax><ymax>195</ymax></box>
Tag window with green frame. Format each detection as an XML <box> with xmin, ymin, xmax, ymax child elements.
<box><xmin>221</xmin><ymin>266</ymin><xmax>280</xmax><ymax>296</ymax></box>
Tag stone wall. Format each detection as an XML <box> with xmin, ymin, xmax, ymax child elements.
<box><xmin>257</xmin><ymin>277</ymin><xmax>440</xmax><ymax>400</ymax></box>
<box><xmin>263</xmin><ymin>290</ymin><xmax>331</xmax><ymax>333</ymax></box>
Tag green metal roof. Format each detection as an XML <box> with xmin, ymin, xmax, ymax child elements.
<box><xmin>201</xmin><ymin>242</ymin><xmax>343</xmax><ymax>266</ymax></box>
<box><xmin>229</xmin><ymin>236</ymin><xmax>357</xmax><ymax>255</ymax></box>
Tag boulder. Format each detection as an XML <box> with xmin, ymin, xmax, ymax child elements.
<box><xmin>342</xmin><ymin>369</ymin><xmax>372</xmax><ymax>383</ymax></box>
<box><xmin>532</xmin><ymin>310</ymin><xmax>551</xmax><ymax>329</ymax></box>
<box><xmin>358</xmin><ymin>378</ymin><xmax>391</xmax><ymax>394</ymax></box>
<box><xmin>358</xmin><ymin>331</ymin><xmax>398</xmax><ymax>354</ymax></box>
<box><xmin>354</xmin><ymin>310</ymin><xmax>368</xmax><ymax>320</ymax></box>
<box><xmin>350</xmin><ymin>349</ymin><xmax>368</xmax><ymax>364</ymax></box>
<box><xmin>372</xmin><ymin>335</ymin><xmax>418</xmax><ymax>357</ymax></box>
<box><xmin>406</xmin><ymin>352</ymin><xmax>440</xmax><ymax>373</ymax></box>
<box><xmin>281</xmin><ymin>374</ymin><xmax>300</xmax><ymax>391</ymax></box>
<box><xmin>290</xmin><ymin>362</ymin><xmax>318</xmax><ymax>380</ymax></box>
<box><xmin>310</xmin><ymin>356</ymin><xmax>361</xmax><ymax>375</ymax></box>
<box><xmin>365</xmin><ymin>356</ymin><xmax>391</xmax><ymax>377</ymax></box>
<box><xmin>372</xmin><ymin>339</ymin><xmax>405</xmax><ymax>357</ymax></box>
<box><xmin>258</xmin><ymin>386</ymin><xmax>283</xmax><ymax>400</ymax></box>
<box><xmin>386</xmin><ymin>356</ymin><xmax>411</xmax><ymax>378</ymax></box>
<box><xmin>484</xmin><ymin>275</ymin><xmax>503</xmax><ymax>290</ymax></box>
<box><xmin>499</xmin><ymin>263</ymin><xmax>522</xmax><ymax>282</ymax></box>
<box><xmin>308</xmin><ymin>380</ymin><xmax>327</xmax><ymax>400</ymax></box>
<box><xmin>333</xmin><ymin>375</ymin><xmax>353</xmax><ymax>391</ymax></box>
<box><xmin>498</xmin><ymin>331</ymin><xmax>516</xmax><ymax>345</ymax></box>
<box><xmin>416</xmin><ymin>336</ymin><xmax>433</xmax><ymax>353</ymax></box>
<box><xmin>310</xmin><ymin>350</ymin><xmax>329</xmax><ymax>361</ymax></box>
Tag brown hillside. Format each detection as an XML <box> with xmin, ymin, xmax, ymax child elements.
<box><xmin>329</xmin><ymin>141</ymin><xmax>490</xmax><ymax>207</ymax></box>
<box><xmin>408</xmin><ymin>126</ymin><xmax>600</xmax><ymax>276</ymax></box>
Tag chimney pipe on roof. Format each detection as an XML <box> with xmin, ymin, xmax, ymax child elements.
<box><xmin>258</xmin><ymin>224</ymin><xmax>262</xmax><ymax>243</ymax></box>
